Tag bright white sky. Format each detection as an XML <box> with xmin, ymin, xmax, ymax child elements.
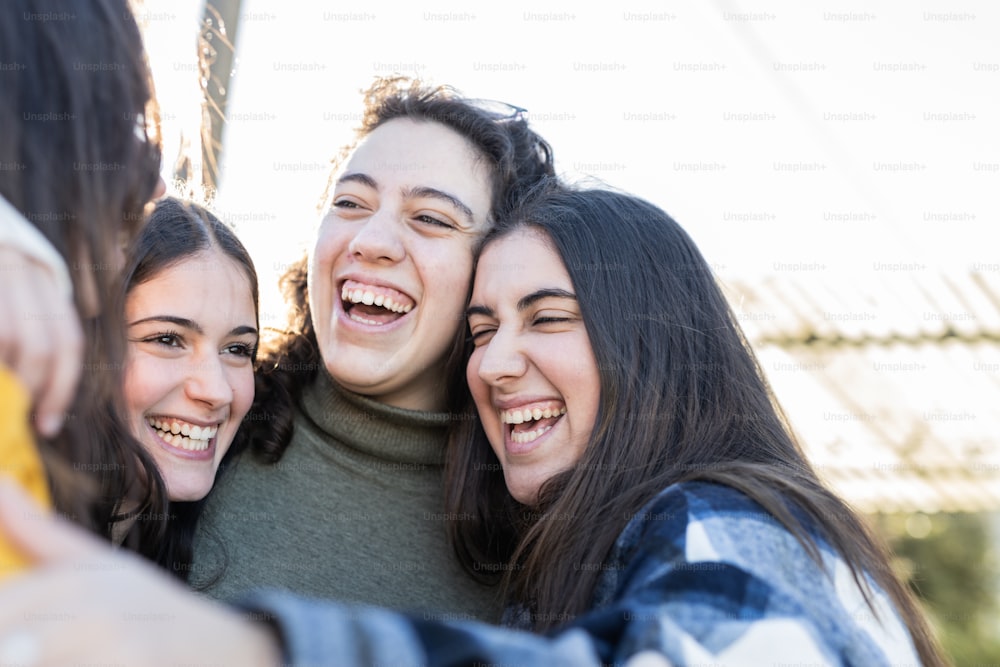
<box><xmin>137</xmin><ymin>0</ymin><xmax>999</xmax><ymax>326</ymax></box>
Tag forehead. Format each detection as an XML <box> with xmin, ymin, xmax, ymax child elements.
<box><xmin>126</xmin><ymin>251</ymin><xmax>255</xmax><ymax>316</ymax></box>
<box><xmin>474</xmin><ymin>229</ymin><xmax>572</xmax><ymax>296</ymax></box>
<box><xmin>344</xmin><ymin>118</ymin><xmax>493</xmax><ymax>212</ymax></box>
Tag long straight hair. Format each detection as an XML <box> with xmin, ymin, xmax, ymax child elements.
<box><xmin>245</xmin><ymin>76</ymin><xmax>554</xmax><ymax>461</ymax></box>
<box><xmin>118</xmin><ymin>197</ymin><xmax>259</xmax><ymax>578</ymax></box>
<box><xmin>0</xmin><ymin>0</ymin><xmax>162</xmax><ymax>529</ymax></box>
<box><xmin>445</xmin><ymin>184</ymin><xmax>946</xmax><ymax>666</ymax></box>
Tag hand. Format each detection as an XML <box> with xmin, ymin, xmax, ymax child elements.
<box><xmin>0</xmin><ymin>481</ymin><xmax>282</xmax><ymax>666</ymax></box>
<box><xmin>0</xmin><ymin>247</ymin><xmax>83</xmax><ymax>437</ymax></box>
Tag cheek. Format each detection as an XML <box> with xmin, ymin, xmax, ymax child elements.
<box><xmin>310</xmin><ymin>220</ymin><xmax>346</xmax><ymax>271</ymax></box>
<box><xmin>466</xmin><ymin>354</ymin><xmax>488</xmax><ymax>408</ymax></box>
<box><xmin>123</xmin><ymin>354</ymin><xmax>161</xmax><ymax>419</ymax></box>
<box><xmin>229</xmin><ymin>366</ymin><xmax>256</xmax><ymax>421</ymax></box>
<box><xmin>421</xmin><ymin>242</ymin><xmax>473</xmax><ymax>304</ymax></box>
<box><xmin>466</xmin><ymin>353</ymin><xmax>500</xmax><ymax>438</ymax></box>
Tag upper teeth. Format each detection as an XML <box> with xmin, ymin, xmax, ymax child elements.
<box><xmin>147</xmin><ymin>417</ymin><xmax>218</xmax><ymax>452</ymax></box>
<box><xmin>500</xmin><ymin>406</ymin><xmax>566</xmax><ymax>425</ymax></box>
<box><xmin>342</xmin><ymin>285</ymin><xmax>412</xmax><ymax>314</ymax></box>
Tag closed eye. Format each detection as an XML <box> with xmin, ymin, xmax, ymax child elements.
<box><xmin>415</xmin><ymin>213</ymin><xmax>455</xmax><ymax>229</ymax></box>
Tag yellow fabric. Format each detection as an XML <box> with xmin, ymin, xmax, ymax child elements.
<box><xmin>0</xmin><ymin>366</ymin><xmax>52</xmax><ymax>579</ymax></box>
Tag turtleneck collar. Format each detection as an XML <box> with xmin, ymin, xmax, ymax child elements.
<box><xmin>299</xmin><ymin>369</ymin><xmax>453</xmax><ymax>466</ymax></box>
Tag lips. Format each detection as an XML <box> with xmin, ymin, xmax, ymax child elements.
<box><xmin>340</xmin><ymin>279</ymin><xmax>415</xmax><ymax>326</ymax></box>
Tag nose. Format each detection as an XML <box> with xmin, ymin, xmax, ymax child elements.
<box><xmin>347</xmin><ymin>210</ymin><xmax>405</xmax><ymax>263</ymax></box>
<box><xmin>184</xmin><ymin>355</ymin><xmax>233</xmax><ymax>410</ymax></box>
<box><xmin>473</xmin><ymin>327</ymin><xmax>527</xmax><ymax>387</ymax></box>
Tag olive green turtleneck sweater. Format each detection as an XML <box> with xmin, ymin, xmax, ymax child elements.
<box><xmin>190</xmin><ymin>370</ymin><xmax>500</xmax><ymax>622</ymax></box>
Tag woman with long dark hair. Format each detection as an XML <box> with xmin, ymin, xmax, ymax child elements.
<box><xmin>117</xmin><ymin>197</ymin><xmax>259</xmax><ymax>577</ymax></box>
<box><xmin>443</xmin><ymin>184</ymin><xmax>946</xmax><ymax>664</ymax></box>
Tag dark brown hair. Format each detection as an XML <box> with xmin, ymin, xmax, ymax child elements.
<box><xmin>0</xmin><ymin>0</ymin><xmax>161</xmax><ymax>530</ymax></box>
<box><xmin>444</xmin><ymin>183</ymin><xmax>947</xmax><ymax>666</ymax></box>
<box><xmin>245</xmin><ymin>76</ymin><xmax>554</xmax><ymax>462</ymax></box>
<box><xmin>118</xmin><ymin>197</ymin><xmax>259</xmax><ymax>578</ymax></box>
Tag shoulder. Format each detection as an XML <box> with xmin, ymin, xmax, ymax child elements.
<box><xmin>604</xmin><ymin>481</ymin><xmax>837</xmax><ymax>612</ymax></box>
<box><xmin>617</xmin><ymin>481</ymin><xmax>784</xmax><ymax>553</ymax></box>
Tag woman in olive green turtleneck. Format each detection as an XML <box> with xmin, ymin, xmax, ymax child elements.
<box><xmin>189</xmin><ymin>77</ymin><xmax>554</xmax><ymax>621</ymax></box>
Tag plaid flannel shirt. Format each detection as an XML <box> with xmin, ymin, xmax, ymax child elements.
<box><xmin>241</xmin><ymin>481</ymin><xmax>920</xmax><ymax>666</ymax></box>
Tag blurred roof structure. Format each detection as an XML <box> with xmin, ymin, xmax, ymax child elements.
<box><xmin>724</xmin><ymin>268</ymin><xmax>1000</xmax><ymax>513</ymax></box>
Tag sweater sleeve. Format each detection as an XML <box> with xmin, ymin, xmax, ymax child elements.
<box><xmin>235</xmin><ymin>484</ymin><xmax>916</xmax><ymax>666</ymax></box>
<box><xmin>0</xmin><ymin>193</ymin><xmax>72</xmax><ymax>299</ymax></box>
<box><xmin>0</xmin><ymin>366</ymin><xmax>53</xmax><ymax>580</ymax></box>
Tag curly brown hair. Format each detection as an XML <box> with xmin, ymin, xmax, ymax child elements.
<box><xmin>243</xmin><ymin>76</ymin><xmax>555</xmax><ymax>463</ymax></box>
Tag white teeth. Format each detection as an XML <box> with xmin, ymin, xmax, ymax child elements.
<box><xmin>341</xmin><ymin>284</ymin><xmax>414</xmax><ymax>314</ymax></box>
<box><xmin>500</xmin><ymin>406</ymin><xmax>566</xmax><ymax>424</ymax></box>
<box><xmin>511</xmin><ymin>425</ymin><xmax>553</xmax><ymax>444</ymax></box>
<box><xmin>146</xmin><ymin>418</ymin><xmax>217</xmax><ymax>447</ymax></box>
<box><xmin>349</xmin><ymin>312</ymin><xmax>381</xmax><ymax>326</ymax></box>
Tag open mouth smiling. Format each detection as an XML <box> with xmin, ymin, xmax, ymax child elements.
<box><xmin>500</xmin><ymin>403</ymin><xmax>567</xmax><ymax>445</ymax></box>
<box><xmin>340</xmin><ymin>279</ymin><xmax>416</xmax><ymax>326</ymax></box>
<box><xmin>146</xmin><ymin>416</ymin><xmax>219</xmax><ymax>453</ymax></box>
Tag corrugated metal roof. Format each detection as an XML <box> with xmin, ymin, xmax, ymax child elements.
<box><xmin>722</xmin><ymin>269</ymin><xmax>1000</xmax><ymax>513</ymax></box>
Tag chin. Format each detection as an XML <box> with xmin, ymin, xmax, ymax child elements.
<box><xmin>167</xmin><ymin>484</ymin><xmax>212</xmax><ymax>503</ymax></box>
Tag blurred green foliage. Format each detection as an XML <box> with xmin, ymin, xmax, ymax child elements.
<box><xmin>879</xmin><ymin>512</ymin><xmax>1000</xmax><ymax>666</ymax></box>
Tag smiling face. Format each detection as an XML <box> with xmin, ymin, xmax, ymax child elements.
<box><xmin>308</xmin><ymin>117</ymin><xmax>494</xmax><ymax>411</ymax></box>
<box><xmin>123</xmin><ymin>250</ymin><xmax>257</xmax><ymax>502</ymax></box>
<box><xmin>466</xmin><ymin>228</ymin><xmax>602</xmax><ymax>505</ymax></box>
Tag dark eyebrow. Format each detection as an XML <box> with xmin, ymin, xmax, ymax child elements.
<box><xmin>336</xmin><ymin>172</ymin><xmax>378</xmax><ymax>189</ymax></box>
<box><xmin>230</xmin><ymin>325</ymin><xmax>260</xmax><ymax>338</ymax></box>
<box><xmin>466</xmin><ymin>304</ymin><xmax>495</xmax><ymax>319</ymax></box>
<box><xmin>128</xmin><ymin>315</ymin><xmax>202</xmax><ymax>334</ymax></box>
<box><xmin>404</xmin><ymin>186</ymin><xmax>475</xmax><ymax>224</ymax></box>
<box><xmin>128</xmin><ymin>316</ymin><xmax>258</xmax><ymax>339</ymax></box>
<box><xmin>466</xmin><ymin>288</ymin><xmax>577</xmax><ymax>320</ymax></box>
<box><xmin>518</xmin><ymin>288</ymin><xmax>576</xmax><ymax>311</ymax></box>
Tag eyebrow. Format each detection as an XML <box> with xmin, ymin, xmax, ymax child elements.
<box><xmin>336</xmin><ymin>172</ymin><xmax>476</xmax><ymax>225</ymax></box>
<box><xmin>404</xmin><ymin>186</ymin><xmax>475</xmax><ymax>224</ymax></box>
<box><xmin>127</xmin><ymin>315</ymin><xmax>258</xmax><ymax>338</ymax></box>
<box><xmin>466</xmin><ymin>288</ymin><xmax>577</xmax><ymax>319</ymax></box>
<box><xmin>336</xmin><ymin>172</ymin><xmax>377</xmax><ymax>190</ymax></box>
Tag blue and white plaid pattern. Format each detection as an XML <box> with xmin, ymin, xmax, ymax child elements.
<box><xmin>242</xmin><ymin>482</ymin><xmax>921</xmax><ymax>666</ymax></box>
